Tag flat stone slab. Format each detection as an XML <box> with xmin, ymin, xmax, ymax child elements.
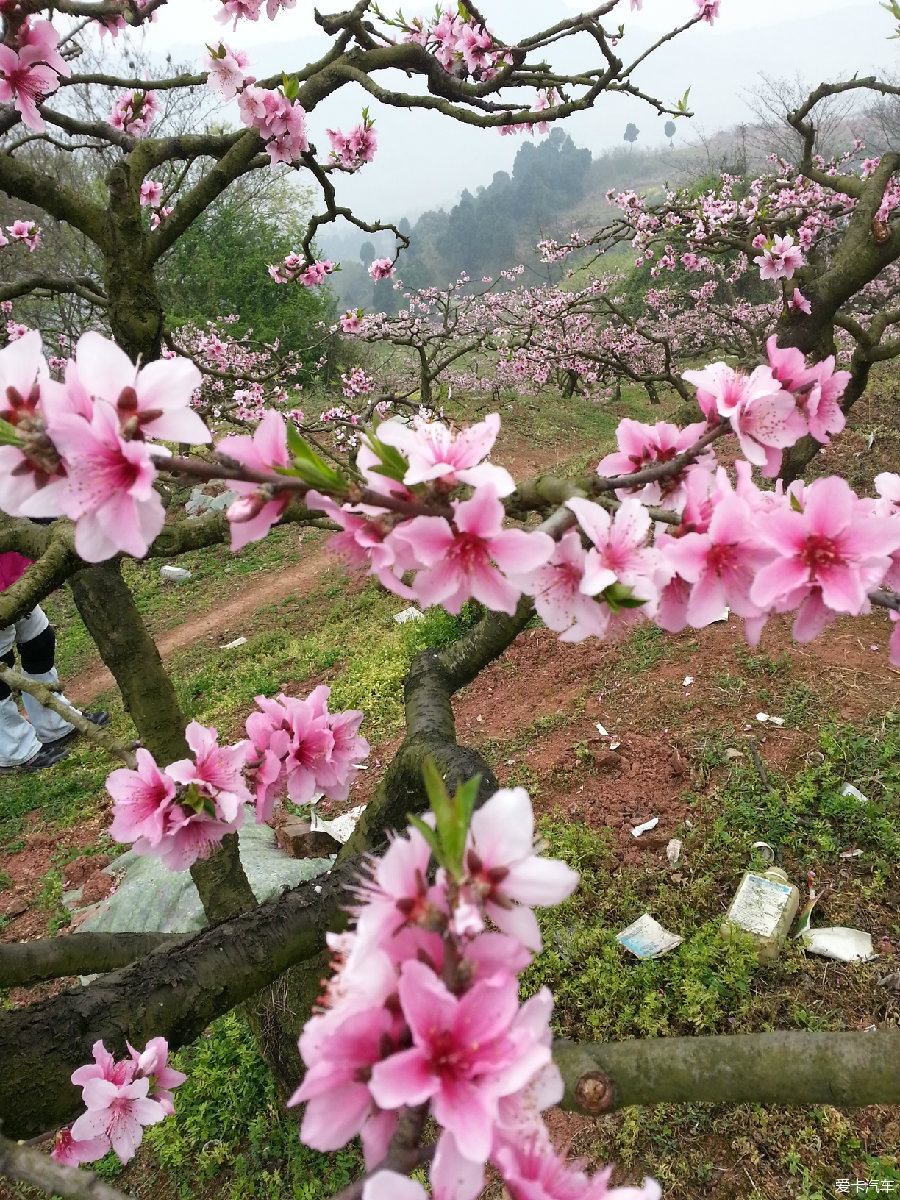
<box><xmin>77</xmin><ymin>822</ymin><xmax>333</xmax><ymax>936</ymax></box>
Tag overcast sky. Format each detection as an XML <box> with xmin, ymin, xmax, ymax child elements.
<box><xmin>134</xmin><ymin>1</ymin><xmax>894</xmax><ymax>227</ymax></box>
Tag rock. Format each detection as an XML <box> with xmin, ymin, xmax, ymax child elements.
<box><xmin>5</xmin><ymin>895</ymin><xmax>27</xmax><ymax>917</ymax></box>
<box><xmin>280</xmin><ymin>818</ymin><xmax>342</xmax><ymax>859</ymax></box>
<box><xmin>76</xmin><ymin>823</ymin><xmax>332</xmax><ymax>938</ymax></box>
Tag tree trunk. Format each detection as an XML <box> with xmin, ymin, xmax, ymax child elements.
<box><xmin>103</xmin><ymin>162</ymin><xmax>164</xmax><ymax>362</ymax></box>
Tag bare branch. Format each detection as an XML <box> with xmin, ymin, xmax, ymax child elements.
<box><xmin>0</xmin><ymin>1131</ymin><xmax>132</xmax><ymax>1200</ymax></box>
<box><xmin>0</xmin><ymin>667</ymin><xmax>137</xmax><ymax>766</ymax></box>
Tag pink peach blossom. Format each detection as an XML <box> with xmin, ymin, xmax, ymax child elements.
<box><xmin>395</xmin><ymin>486</ymin><xmax>553</xmax><ymax>616</ymax></box>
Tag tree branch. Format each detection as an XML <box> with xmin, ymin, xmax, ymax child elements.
<box><xmin>555</xmin><ymin>1028</ymin><xmax>900</xmax><ymax>1113</ymax></box>
<box><xmin>0</xmin><ymin>274</ymin><xmax>107</xmax><ymax>307</ymax></box>
<box><xmin>0</xmin><ymin>1131</ymin><xmax>131</xmax><ymax>1200</ymax></box>
<box><xmin>0</xmin><ymin>932</ymin><xmax>179</xmax><ymax>990</ymax></box>
<box><xmin>0</xmin><ymin>667</ymin><xmax>137</xmax><ymax>766</ymax></box>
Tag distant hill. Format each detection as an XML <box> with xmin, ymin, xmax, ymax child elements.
<box><xmin>325</xmin><ymin>108</ymin><xmax>880</xmax><ymax>313</ymax></box>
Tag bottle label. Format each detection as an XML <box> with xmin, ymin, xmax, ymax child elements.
<box><xmin>726</xmin><ymin>873</ymin><xmax>792</xmax><ymax>938</ymax></box>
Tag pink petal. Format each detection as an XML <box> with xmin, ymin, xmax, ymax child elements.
<box><xmin>470</xmin><ymin>788</ymin><xmax>534</xmax><ymax>863</ymax></box>
<box><xmin>362</xmin><ymin>1172</ymin><xmax>426</xmax><ymax>1200</ymax></box>
<box><xmin>503</xmin><ymin>857</ymin><xmax>579</xmax><ymax>907</ymax></box>
<box><xmin>369</xmin><ymin>1047</ymin><xmax>436</xmax><ymax>1110</ymax></box>
<box><xmin>75</xmin><ymin>331</ymin><xmax>136</xmax><ymax>401</ymax></box>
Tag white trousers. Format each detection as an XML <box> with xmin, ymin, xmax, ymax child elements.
<box><xmin>0</xmin><ymin>607</ymin><xmax>77</xmax><ymax>767</ymax></box>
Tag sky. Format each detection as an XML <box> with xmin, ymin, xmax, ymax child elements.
<box><xmin>132</xmin><ymin>1</ymin><xmax>895</xmax><ymax>233</ymax></box>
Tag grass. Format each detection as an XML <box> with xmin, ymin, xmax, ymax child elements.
<box><xmin>516</xmin><ymin>714</ymin><xmax>900</xmax><ymax>1197</ymax></box>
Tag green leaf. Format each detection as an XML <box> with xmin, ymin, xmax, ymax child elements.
<box><xmin>601</xmin><ymin>581</ymin><xmax>648</xmax><ymax>613</ymax></box>
<box><xmin>789</xmin><ymin>492</ymin><xmax>803</xmax><ymax>513</ymax></box>
<box><xmin>0</xmin><ymin>418</ymin><xmax>24</xmax><ymax>448</ymax></box>
<box><xmin>675</xmin><ymin>86</ymin><xmax>691</xmax><ymax>116</ymax></box>
<box><xmin>284</xmin><ymin>425</ymin><xmax>348</xmax><ymax>493</ymax></box>
<box><xmin>282</xmin><ymin>72</ymin><xmax>299</xmax><ymax>101</ymax></box>
<box><xmin>421</xmin><ymin>758</ymin><xmax>481</xmax><ymax>880</ymax></box>
<box><xmin>407</xmin><ymin>813</ymin><xmax>444</xmax><ymax>868</ymax></box>
<box><xmin>361</xmin><ymin>429</ymin><xmax>410</xmax><ymax>487</ymax></box>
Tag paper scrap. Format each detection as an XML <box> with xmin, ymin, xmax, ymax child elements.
<box><xmin>666</xmin><ymin>838</ymin><xmax>682</xmax><ymax>866</ymax></box>
<box><xmin>222</xmin><ymin>636</ymin><xmax>247</xmax><ymax>649</ymax></box>
<box><xmin>310</xmin><ymin>804</ymin><xmax>366</xmax><ymax>845</ymax></box>
<box><xmin>631</xmin><ymin>817</ymin><xmax>659</xmax><ymax>838</ymax></box>
<box><xmin>616</xmin><ymin>913</ymin><xmax>683</xmax><ymax>959</ymax></box>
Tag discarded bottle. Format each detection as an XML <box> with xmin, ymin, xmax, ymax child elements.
<box><xmin>721</xmin><ymin>867</ymin><xmax>800</xmax><ymax>963</ymax></box>
<box><xmin>160</xmin><ymin>565</ymin><xmax>192</xmax><ymax>583</ymax></box>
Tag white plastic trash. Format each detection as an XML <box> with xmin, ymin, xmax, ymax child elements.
<box><xmin>394</xmin><ymin>607</ymin><xmax>425</xmax><ymax>624</ymax></box>
<box><xmin>752</xmin><ymin>841</ymin><xmax>775</xmax><ymax>864</ymax></box>
<box><xmin>840</xmin><ymin>783</ymin><xmax>869</xmax><ymax>803</ymax></box>
<box><xmin>616</xmin><ymin>913</ymin><xmax>683</xmax><ymax>959</ymax></box>
<box><xmin>800</xmin><ymin>926</ymin><xmax>874</xmax><ymax>962</ymax></box>
<box><xmin>160</xmin><ymin>565</ymin><xmax>192</xmax><ymax>583</ymax></box>
<box><xmin>310</xmin><ymin>804</ymin><xmax>366</xmax><ymax>845</ymax></box>
<box><xmin>222</xmin><ymin>636</ymin><xmax>247</xmax><ymax>649</ymax></box>
<box><xmin>631</xmin><ymin>817</ymin><xmax>659</xmax><ymax>838</ymax></box>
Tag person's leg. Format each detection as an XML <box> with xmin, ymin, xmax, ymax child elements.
<box><xmin>0</xmin><ymin>623</ymin><xmax>41</xmax><ymax>768</ymax></box>
<box><xmin>15</xmin><ymin>608</ymin><xmax>79</xmax><ymax>744</ymax></box>
<box><xmin>16</xmin><ymin>607</ymin><xmax>109</xmax><ymax>748</ymax></box>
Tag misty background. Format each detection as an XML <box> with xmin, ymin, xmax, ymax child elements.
<box><xmin>130</xmin><ymin>0</ymin><xmax>898</xmax><ymax>305</ymax></box>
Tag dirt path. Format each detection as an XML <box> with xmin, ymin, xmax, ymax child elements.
<box><xmin>66</xmin><ymin>548</ymin><xmax>332</xmax><ymax>704</ymax></box>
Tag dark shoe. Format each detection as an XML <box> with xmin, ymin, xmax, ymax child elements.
<box><xmin>45</xmin><ymin>711</ymin><xmax>111</xmax><ymax>750</ymax></box>
<box><xmin>20</xmin><ymin>742</ymin><xmax>71</xmax><ymax>773</ymax></box>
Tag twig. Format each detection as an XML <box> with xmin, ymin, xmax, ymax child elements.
<box><xmin>0</xmin><ymin>668</ymin><xmax>137</xmax><ymax>767</ymax></box>
<box><xmin>330</xmin><ymin>1105</ymin><xmax>432</xmax><ymax>1200</ymax></box>
<box><xmin>746</xmin><ymin>737</ymin><xmax>772</xmax><ymax>791</ymax></box>
<box><xmin>0</xmin><ymin>1129</ymin><xmax>132</xmax><ymax>1200</ymax></box>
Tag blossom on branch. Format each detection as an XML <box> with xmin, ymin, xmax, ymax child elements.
<box><xmin>53</xmin><ymin>1037</ymin><xmax>185</xmax><ymax>1167</ymax></box>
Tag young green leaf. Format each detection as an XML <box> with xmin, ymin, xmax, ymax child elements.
<box><xmin>362</xmin><ymin>429</ymin><xmax>410</xmax><ymax>487</ymax></box>
<box><xmin>407</xmin><ymin>813</ymin><xmax>444</xmax><ymax>868</ymax></box>
<box><xmin>0</xmin><ymin>418</ymin><xmax>24</xmax><ymax>448</ymax></box>
<box><xmin>602</xmin><ymin>581</ymin><xmax>648</xmax><ymax>613</ymax></box>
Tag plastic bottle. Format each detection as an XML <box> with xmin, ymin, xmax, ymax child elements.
<box><xmin>720</xmin><ymin>867</ymin><xmax>800</xmax><ymax>963</ymax></box>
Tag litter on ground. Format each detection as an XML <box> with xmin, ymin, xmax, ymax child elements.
<box><xmin>616</xmin><ymin>913</ymin><xmax>683</xmax><ymax>959</ymax></box>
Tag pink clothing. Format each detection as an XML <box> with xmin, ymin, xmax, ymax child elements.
<box><xmin>0</xmin><ymin>552</ymin><xmax>30</xmax><ymax>592</ymax></box>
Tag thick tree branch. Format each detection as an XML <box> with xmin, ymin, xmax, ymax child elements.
<box><xmin>0</xmin><ymin>274</ymin><xmax>106</xmax><ymax>306</ymax></box>
<box><xmin>0</xmin><ymin>522</ymin><xmax>78</xmax><ymax>628</ymax></box>
<box><xmin>0</xmin><ymin>151</ymin><xmax>108</xmax><ymax>250</ymax></box>
<box><xmin>555</xmin><ymin>1028</ymin><xmax>900</xmax><ymax>1113</ymax></box>
<box><xmin>145</xmin><ymin>132</ymin><xmax>270</xmax><ymax>264</ymax></box>
<box><xmin>0</xmin><ymin>864</ymin><xmax>351</xmax><ymax>1138</ymax></box>
<box><xmin>0</xmin><ymin>932</ymin><xmax>179</xmax><ymax>990</ymax></box>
